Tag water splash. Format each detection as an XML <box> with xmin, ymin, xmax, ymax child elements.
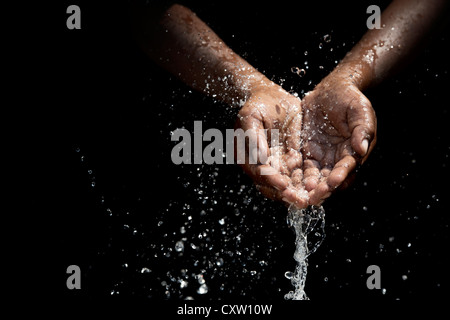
<box><xmin>284</xmin><ymin>205</ymin><xmax>326</xmax><ymax>300</ymax></box>
<box><xmin>291</xmin><ymin>66</ymin><xmax>306</xmax><ymax>77</ymax></box>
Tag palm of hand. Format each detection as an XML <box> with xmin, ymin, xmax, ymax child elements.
<box><xmin>236</xmin><ymin>85</ymin><xmax>309</xmax><ymax>207</ymax></box>
<box><xmin>300</xmin><ymin>82</ymin><xmax>376</xmax><ymax>205</ymax></box>
<box><xmin>236</xmin><ymin>80</ymin><xmax>376</xmax><ymax>209</ymax></box>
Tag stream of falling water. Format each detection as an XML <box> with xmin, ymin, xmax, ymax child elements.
<box><xmin>284</xmin><ymin>204</ymin><xmax>326</xmax><ymax>300</ymax></box>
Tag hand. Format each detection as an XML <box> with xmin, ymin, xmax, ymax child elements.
<box><xmin>300</xmin><ymin>72</ymin><xmax>377</xmax><ymax>206</ymax></box>
<box><xmin>235</xmin><ymin>83</ymin><xmax>310</xmax><ymax>208</ymax></box>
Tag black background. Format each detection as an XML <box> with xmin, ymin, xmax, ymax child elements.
<box><xmin>18</xmin><ymin>0</ymin><xmax>450</xmax><ymax>308</ymax></box>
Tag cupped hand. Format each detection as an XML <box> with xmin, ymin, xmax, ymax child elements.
<box><xmin>235</xmin><ymin>83</ymin><xmax>310</xmax><ymax>208</ymax></box>
<box><xmin>300</xmin><ymin>73</ymin><xmax>377</xmax><ymax>206</ymax></box>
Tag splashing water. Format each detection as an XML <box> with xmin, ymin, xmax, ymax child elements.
<box><xmin>284</xmin><ymin>205</ymin><xmax>326</xmax><ymax>300</ymax></box>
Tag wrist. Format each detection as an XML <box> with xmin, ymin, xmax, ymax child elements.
<box><xmin>218</xmin><ymin>61</ymin><xmax>273</xmax><ymax>107</ymax></box>
<box><xmin>328</xmin><ymin>59</ymin><xmax>374</xmax><ymax>92</ymax></box>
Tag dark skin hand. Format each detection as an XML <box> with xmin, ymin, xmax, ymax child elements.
<box><xmin>235</xmin><ymin>84</ymin><xmax>309</xmax><ymax>208</ymax></box>
<box><xmin>295</xmin><ymin>0</ymin><xmax>448</xmax><ymax>206</ymax></box>
<box><xmin>132</xmin><ymin>0</ymin><xmax>448</xmax><ymax>209</ymax></box>
<box><xmin>133</xmin><ymin>3</ymin><xmax>310</xmax><ymax>206</ymax></box>
<box><xmin>299</xmin><ymin>72</ymin><xmax>376</xmax><ymax>206</ymax></box>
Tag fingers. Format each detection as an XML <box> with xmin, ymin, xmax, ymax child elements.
<box><xmin>245</xmin><ymin>150</ymin><xmax>308</xmax><ymax>208</ymax></box>
<box><xmin>284</xmin><ymin>149</ymin><xmax>303</xmax><ymax>173</ymax></box>
<box><xmin>351</xmin><ymin>125</ymin><xmax>373</xmax><ymax>161</ymax></box>
<box><xmin>291</xmin><ymin>168</ymin><xmax>303</xmax><ymax>186</ymax></box>
<box><xmin>307</xmin><ymin>155</ymin><xmax>357</xmax><ymax>206</ymax></box>
<box><xmin>327</xmin><ymin>155</ymin><xmax>357</xmax><ymax>189</ymax></box>
<box><xmin>307</xmin><ymin>182</ymin><xmax>332</xmax><ymax>207</ymax></box>
<box><xmin>286</xmin><ymin>168</ymin><xmax>309</xmax><ymax>209</ymax></box>
<box><xmin>242</xmin><ymin>164</ymin><xmax>290</xmax><ymax>191</ymax></box>
<box><xmin>237</xmin><ymin>109</ymin><xmax>292</xmax><ymax>202</ymax></box>
<box><xmin>281</xmin><ymin>185</ymin><xmax>309</xmax><ymax>209</ymax></box>
<box><xmin>303</xmin><ymin>159</ymin><xmax>321</xmax><ymax>192</ymax></box>
<box><xmin>236</xmin><ymin>94</ymin><xmax>310</xmax><ymax>208</ymax></box>
<box><xmin>256</xmin><ymin>184</ymin><xmax>284</xmax><ymax>202</ymax></box>
<box><xmin>253</xmin><ymin>166</ymin><xmax>309</xmax><ymax>209</ymax></box>
<box><xmin>339</xmin><ymin>170</ymin><xmax>356</xmax><ymax>191</ymax></box>
<box><xmin>257</xmin><ymin>184</ymin><xmax>309</xmax><ymax>209</ymax></box>
<box><xmin>236</xmin><ymin>111</ymin><xmax>270</xmax><ymax>165</ymax></box>
<box><xmin>246</xmin><ymin>152</ymin><xmax>309</xmax><ymax>208</ymax></box>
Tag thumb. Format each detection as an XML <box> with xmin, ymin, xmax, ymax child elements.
<box><xmin>349</xmin><ymin>97</ymin><xmax>376</xmax><ymax>159</ymax></box>
<box><xmin>236</xmin><ymin>108</ymin><xmax>269</xmax><ymax>165</ymax></box>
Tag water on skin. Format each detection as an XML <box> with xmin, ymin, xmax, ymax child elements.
<box><xmin>284</xmin><ymin>204</ymin><xmax>326</xmax><ymax>300</ymax></box>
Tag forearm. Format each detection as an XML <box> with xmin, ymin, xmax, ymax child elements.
<box><xmin>330</xmin><ymin>0</ymin><xmax>448</xmax><ymax>91</ymax></box>
<box><xmin>132</xmin><ymin>3</ymin><xmax>271</xmax><ymax>106</ymax></box>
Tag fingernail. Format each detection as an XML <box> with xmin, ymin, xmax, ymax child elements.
<box><xmin>362</xmin><ymin>139</ymin><xmax>369</xmax><ymax>155</ymax></box>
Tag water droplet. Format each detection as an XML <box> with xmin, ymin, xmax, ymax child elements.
<box><xmin>216</xmin><ymin>257</ymin><xmax>224</xmax><ymax>266</ymax></box>
<box><xmin>141</xmin><ymin>267</ymin><xmax>151</xmax><ymax>273</ymax></box>
<box><xmin>319</xmin><ymin>43</ymin><xmax>323</xmax><ymax>49</ymax></box>
<box><xmin>402</xmin><ymin>275</ymin><xmax>408</xmax><ymax>280</ymax></box>
<box><xmin>284</xmin><ymin>271</ymin><xmax>294</xmax><ymax>280</ymax></box>
<box><xmin>197</xmin><ymin>284</ymin><xmax>208</xmax><ymax>294</ymax></box>
<box><xmin>180</xmin><ymin>279</ymin><xmax>189</xmax><ymax>288</ymax></box>
<box><xmin>291</xmin><ymin>67</ymin><xmax>306</xmax><ymax>77</ymax></box>
<box><xmin>323</xmin><ymin>34</ymin><xmax>331</xmax><ymax>43</ymax></box>
<box><xmin>197</xmin><ymin>274</ymin><xmax>205</xmax><ymax>284</ymax></box>
<box><xmin>218</xmin><ymin>218</ymin><xmax>225</xmax><ymax>225</ymax></box>
<box><xmin>175</xmin><ymin>240</ymin><xmax>184</xmax><ymax>252</ymax></box>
